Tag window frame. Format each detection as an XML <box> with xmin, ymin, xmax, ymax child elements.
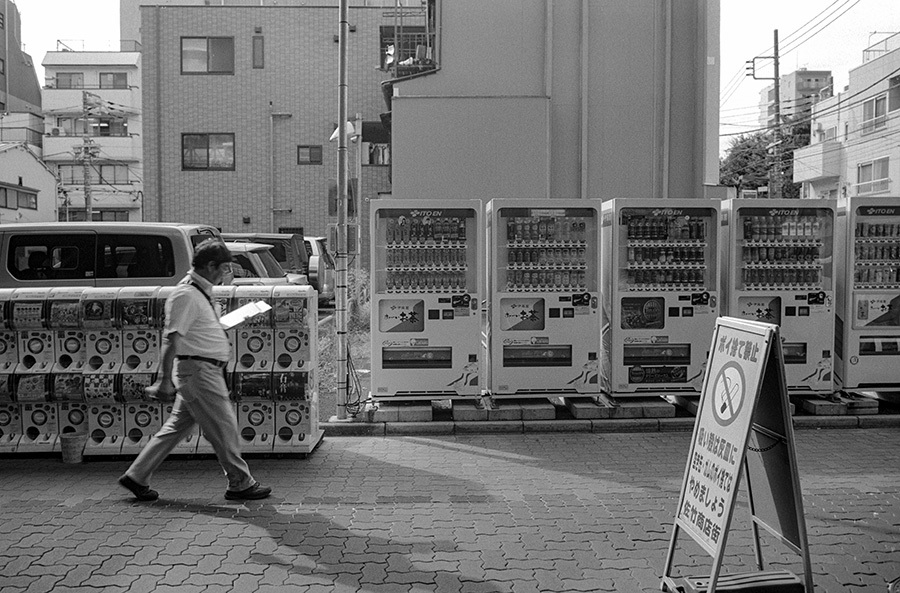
<box><xmin>17</xmin><ymin>191</ymin><xmax>38</xmax><ymax>210</ymax></box>
<box><xmin>181</xmin><ymin>37</ymin><xmax>235</xmax><ymax>75</ymax></box>
<box><xmin>252</xmin><ymin>35</ymin><xmax>265</xmax><ymax>69</ymax></box>
<box><xmin>297</xmin><ymin>145</ymin><xmax>323</xmax><ymax>165</ymax></box>
<box><xmin>56</xmin><ymin>72</ymin><xmax>84</xmax><ymax>89</ymax></box>
<box><xmin>856</xmin><ymin>156</ymin><xmax>890</xmax><ymax>195</ymax></box>
<box><xmin>182</xmin><ymin>133</ymin><xmax>236</xmax><ymax>171</ymax></box>
<box><xmin>861</xmin><ymin>95</ymin><xmax>887</xmax><ymax>134</ymax></box>
<box><xmin>99</xmin><ymin>72</ymin><xmax>128</xmax><ymax>89</ymax></box>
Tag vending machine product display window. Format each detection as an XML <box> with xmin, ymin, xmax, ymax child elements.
<box><xmin>371</xmin><ymin>200</ymin><xmax>483</xmax><ymax>399</ymax></box>
<box><xmin>487</xmin><ymin>199</ymin><xmax>601</xmax><ymax>397</ymax></box>
<box><xmin>601</xmin><ymin>199</ymin><xmax>721</xmax><ymax>397</ymax></box>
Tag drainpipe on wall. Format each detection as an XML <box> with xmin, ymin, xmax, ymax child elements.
<box><xmin>269</xmin><ymin>102</ymin><xmax>292</xmax><ymax>233</ymax></box>
<box><xmin>580</xmin><ymin>0</ymin><xmax>589</xmax><ymax>200</ymax></box>
<box><xmin>662</xmin><ymin>0</ymin><xmax>673</xmax><ymax>199</ymax></box>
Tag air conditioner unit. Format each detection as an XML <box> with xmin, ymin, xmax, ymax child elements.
<box><xmin>50</xmin><ymin>128</ymin><xmax>60</xmax><ymax>136</ymax></box>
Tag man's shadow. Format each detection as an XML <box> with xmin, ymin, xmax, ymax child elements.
<box><xmin>157</xmin><ymin>500</ymin><xmax>505</xmax><ymax>592</ymax></box>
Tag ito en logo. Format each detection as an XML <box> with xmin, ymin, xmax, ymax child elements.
<box><xmin>712</xmin><ymin>362</ymin><xmax>745</xmax><ymax>427</ymax></box>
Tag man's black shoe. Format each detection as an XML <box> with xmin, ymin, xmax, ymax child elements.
<box><xmin>118</xmin><ymin>475</ymin><xmax>159</xmax><ymax>502</ymax></box>
<box><xmin>225</xmin><ymin>482</ymin><xmax>272</xmax><ymax>501</ymax></box>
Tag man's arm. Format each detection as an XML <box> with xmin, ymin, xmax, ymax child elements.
<box><xmin>145</xmin><ymin>332</ymin><xmax>181</xmax><ymax>402</ymax></box>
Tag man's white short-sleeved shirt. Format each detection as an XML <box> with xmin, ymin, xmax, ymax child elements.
<box><xmin>165</xmin><ymin>271</ymin><xmax>232</xmax><ymax>362</ymax></box>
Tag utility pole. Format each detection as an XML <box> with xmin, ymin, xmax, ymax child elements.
<box><xmin>746</xmin><ymin>29</ymin><xmax>782</xmax><ymax>198</ymax></box>
<box><xmin>335</xmin><ymin>0</ymin><xmax>351</xmax><ymax>420</ymax></box>
<box><xmin>77</xmin><ymin>91</ymin><xmax>100</xmax><ymax>219</ymax></box>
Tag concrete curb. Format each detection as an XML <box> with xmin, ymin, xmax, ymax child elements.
<box><xmin>321</xmin><ymin>414</ymin><xmax>900</xmax><ymax>436</ymax></box>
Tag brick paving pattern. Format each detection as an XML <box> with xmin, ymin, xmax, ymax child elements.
<box><xmin>1</xmin><ymin>429</ymin><xmax>898</xmax><ymax>592</ymax></box>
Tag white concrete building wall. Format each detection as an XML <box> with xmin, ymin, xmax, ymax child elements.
<box><xmin>0</xmin><ymin>143</ymin><xmax>58</xmax><ymax>223</ymax></box>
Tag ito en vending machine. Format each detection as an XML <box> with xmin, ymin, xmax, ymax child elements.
<box><xmin>370</xmin><ymin>199</ymin><xmax>484</xmax><ymax>399</ymax></box>
<box><xmin>486</xmin><ymin>199</ymin><xmax>601</xmax><ymax>398</ymax></box>
<box><xmin>835</xmin><ymin>196</ymin><xmax>900</xmax><ymax>394</ymax></box>
<box><xmin>723</xmin><ymin>198</ymin><xmax>837</xmax><ymax>395</ymax></box>
<box><xmin>600</xmin><ymin>199</ymin><xmax>722</xmax><ymax>398</ymax></box>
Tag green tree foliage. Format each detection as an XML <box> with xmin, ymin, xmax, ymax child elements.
<box><xmin>719</xmin><ymin>115</ymin><xmax>811</xmax><ymax>198</ymax></box>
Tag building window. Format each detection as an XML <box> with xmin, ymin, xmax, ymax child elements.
<box><xmin>57</xmin><ymin>116</ymin><xmax>128</xmax><ymax>137</ymax></box>
<box><xmin>56</xmin><ymin>72</ymin><xmax>84</xmax><ymax>89</ymax></box>
<box><xmin>889</xmin><ymin>76</ymin><xmax>900</xmax><ymax>112</ymax></box>
<box><xmin>181</xmin><ymin>37</ymin><xmax>234</xmax><ymax>74</ymax></box>
<box><xmin>0</xmin><ymin>187</ymin><xmax>11</xmax><ymax>209</ymax></box>
<box><xmin>856</xmin><ymin>157</ymin><xmax>890</xmax><ymax>195</ymax></box>
<box><xmin>99</xmin><ymin>72</ymin><xmax>128</xmax><ymax>89</ymax></box>
<box><xmin>0</xmin><ymin>59</ymin><xmax>4</xmax><ymax>75</ymax></box>
<box><xmin>252</xmin><ymin>36</ymin><xmax>264</xmax><ymax>69</ymax></box>
<box><xmin>861</xmin><ymin>95</ymin><xmax>887</xmax><ymax>134</ymax></box>
<box><xmin>61</xmin><ymin>210</ymin><xmax>130</xmax><ymax>222</ymax></box>
<box><xmin>182</xmin><ymin>133</ymin><xmax>235</xmax><ymax>170</ymax></box>
<box><xmin>297</xmin><ymin>145</ymin><xmax>323</xmax><ymax>165</ymax></box>
<box><xmin>824</xmin><ymin>126</ymin><xmax>836</xmax><ymax>141</ymax></box>
<box><xmin>58</xmin><ymin>164</ymin><xmax>130</xmax><ymax>185</ymax></box>
<box><xmin>17</xmin><ymin>191</ymin><xmax>38</xmax><ymax>210</ymax></box>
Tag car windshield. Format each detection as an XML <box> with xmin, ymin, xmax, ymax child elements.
<box><xmin>257</xmin><ymin>249</ymin><xmax>286</xmax><ymax>277</ymax></box>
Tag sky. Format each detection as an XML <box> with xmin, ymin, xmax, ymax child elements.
<box><xmin>15</xmin><ymin>0</ymin><xmax>900</xmax><ymax>156</ymax></box>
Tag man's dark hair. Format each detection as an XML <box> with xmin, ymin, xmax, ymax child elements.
<box><xmin>192</xmin><ymin>239</ymin><xmax>233</xmax><ymax>269</ymax></box>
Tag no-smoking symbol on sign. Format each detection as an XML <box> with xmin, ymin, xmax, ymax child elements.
<box><xmin>712</xmin><ymin>362</ymin><xmax>745</xmax><ymax>427</ymax></box>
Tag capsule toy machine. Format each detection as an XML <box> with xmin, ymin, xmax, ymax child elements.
<box><xmin>81</xmin><ymin>288</ymin><xmax>123</xmax><ymax>404</ymax></box>
<box><xmin>81</xmin><ymin>288</ymin><xmax>124</xmax><ymax>456</ymax></box>
<box><xmin>211</xmin><ymin>284</ymin><xmax>236</xmax><ymax>399</ymax></box>
<box><xmin>271</xmin><ymin>285</ymin><xmax>321</xmax><ymax>453</ymax></box>
<box><xmin>117</xmin><ymin>287</ymin><xmax>162</xmax><ymax>455</ymax></box>
<box><xmin>11</xmin><ymin>288</ymin><xmax>54</xmax><ymax>403</ymax></box>
<box><xmin>835</xmin><ymin>196</ymin><xmax>900</xmax><ymax>394</ymax></box>
<box><xmin>600</xmin><ymin>199</ymin><xmax>721</xmax><ymax>398</ymax></box>
<box><xmin>371</xmin><ymin>199</ymin><xmax>484</xmax><ymax>399</ymax></box>
<box><xmin>232</xmin><ymin>285</ymin><xmax>275</xmax><ymax>452</ymax></box>
<box><xmin>485</xmin><ymin>199</ymin><xmax>600</xmax><ymax>398</ymax></box>
<box><xmin>0</xmin><ymin>289</ymin><xmax>17</xmax><ymax>403</ymax></box>
<box><xmin>0</xmin><ymin>400</ymin><xmax>22</xmax><ymax>452</ymax></box>
<box><xmin>723</xmin><ymin>198</ymin><xmax>837</xmax><ymax>395</ymax></box>
<box><xmin>48</xmin><ymin>287</ymin><xmax>87</xmax><ymax>403</ymax></box>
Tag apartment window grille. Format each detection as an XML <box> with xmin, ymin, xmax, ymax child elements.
<box><xmin>182</xmin><ymin>133</ymin><xmax>235</xmax><ymax>170</ymax></box>
<box><xmin>861</xmin><ymin>95</ymin><xmax>887</xmax><ymax>134</ymax></box>
<box><xmin>181</xmin><ymin>37</ymin><xmax>234</xmax><ymax>74</ymax></box>
<box><xmin>56</xmin><ymin>72</ymin><xmax>84</xmax><ymax>89</ymax></box>
<box><xmin>856</xmin><ymin>157</ymin><xmax>890</xmax><ymax>195</ymax></box>
<box><xmin>99</xmin><ymin>72</ymin><xmax>128</xmax><ymax>89</ymax></box>
<box><xmin>252</xmin><ymin>36</ymin><xmax>264</xmax><ymax>69</ymax></box>
<box><xmin>297</xmin><ymin>145</ymin><xmax>323</xmax><ymax>165</ymax></box>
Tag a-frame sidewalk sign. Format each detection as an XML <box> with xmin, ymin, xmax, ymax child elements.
<box><xmin>661</xmin><ymin>317</ymin><xmax>814</xmax><ymax>593</ymax></box>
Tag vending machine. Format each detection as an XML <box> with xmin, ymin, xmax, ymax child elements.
<box><xmin>723</xmin><ymin>198</ymin><xmax>837</xmax><ymax>395</ymax></box>
<box><xmin>0</xmin><ymin>290</ymin><xmax>17</xmax><ymax>403</ymax></box>
<box><xmin>11</xmin><ymin>288</ymin><xmax>54</xmax><ymax>402</ymax></box>
<box><xmin>48</xmin><ymin>287</ymin><xmax>86</xmax><ymax>402</ymax></box>
<box><xmin>232</xmin><ymin>286</ymin><xmax>275</xmax><ymax>452</ymax></box>
<box><xmin>835</xmin><ymin>196</ymin><xmax>900</xmax><ymax>393</ymax></box>
<box><xmin>370</xmin><ymin>199</ymin><xmax>484</xmax><ymax>399</ymax></box>
<box><xmin>486</xmin><ymin>199</ymin><xmax>601</xmax><ymax>397</ymax></box>
<box><xmin>271</xmin><ymin>285</ymin><xmax>321</xmax><ymax>453</ymax></box>
<box><xmin>81</xmin><ymin>287</ymin><xmax>123</xmax><ymax>404</ymax></box>
<box><xmin>600</xmin><ymin>199</ymin><xmax>722</xmax><ymax>397</ymax></box>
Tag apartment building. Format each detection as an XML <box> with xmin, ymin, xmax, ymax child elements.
<box><xmin>758</xmin><ymin>68</ymin><xmax>833</xmax><ymax>129</ymax></box>
<box><xmin>138</xmin><ymin>1</ymin><xmax>395</xmax><ymax>255</ymax></box>
<box><xmin>0</xmin><ymin>0</ymin><xmax>42</xmax><ymax>150</ymax></box>
<box><xmin>793</xmin><ymin>34</ymin><xmax>900</xmax><ymax>199</ymax></box>
<box><xmin>41</xmin><ymin>49</ymin><xmax>143</xmax><ymax>221</ymax></box>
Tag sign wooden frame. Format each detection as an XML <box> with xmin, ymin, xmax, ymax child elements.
<box><xmin>661</xmin><ymin>317</ymin><xmax>813</xmax><ymax>593</ymax></box>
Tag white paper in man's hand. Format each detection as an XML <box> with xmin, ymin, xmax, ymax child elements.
<box><xmin>219</xmin><ymin>301</ymin><xmax>272</xmax><ymax>330</ymax></box>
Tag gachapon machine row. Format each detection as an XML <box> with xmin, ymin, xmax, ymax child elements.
<box><xmin>723</xmin><ymin>198</ymin><xmax>837</xmax><ymax>395</ymax></box>
<box><xmin>486</xmin><ymin>198</ymin><xmax>601</xmax><ymax>398</ymax></box>
<box><xmin>600</xmin><ymin>199</ymin><xmax>722</xmax><ymax>397</ymax></box>
<box><xmin>370</xmin><ymin>199</ymin><xmax>484</xmax><ymax>399</ymax></box>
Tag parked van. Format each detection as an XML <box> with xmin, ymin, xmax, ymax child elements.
<box><xmin>0</xmin><ymin>222</ymin><xmax>222</xmax><ymax>288</ymax></box>
<box><xmin>221</xmin><ymin>233</ymin><xmax>310</xmax><ymax>278</ymax></box>
<box><xmin>304</xmin><ymin>236</ymin><xmax>335</xmax><ymax>304</ymax></box>
<box><xmin>223</xmin><ymin>242</ymin><xmax>308</xmax><ymax>286</ymax></box>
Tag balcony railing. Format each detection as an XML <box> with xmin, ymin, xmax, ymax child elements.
<box><xmin>861</xmin><ymin>115</ymin><xmax>887</xmax><ymax>135</ymax></box>
<box><xmin>855</xmin><ymin>178</ymin><xmax>890</xmax><ymax>195</ymax></box>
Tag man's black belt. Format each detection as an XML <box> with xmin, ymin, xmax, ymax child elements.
<box><xmin>176</xmin><ymin>355</ymin><xmax>228</xmax><ymax>369</ymax></box>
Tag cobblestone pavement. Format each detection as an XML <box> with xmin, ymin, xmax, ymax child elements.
<box><xmin>1</xmin><ymin>429</ymin><xmax>898</xmax><ymax>592</ymax></box>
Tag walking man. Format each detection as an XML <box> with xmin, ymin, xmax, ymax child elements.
<box><xmin>118</xmin><ymin>239</ymin><xmax>271</xmax><ymax>502</ymax></box>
